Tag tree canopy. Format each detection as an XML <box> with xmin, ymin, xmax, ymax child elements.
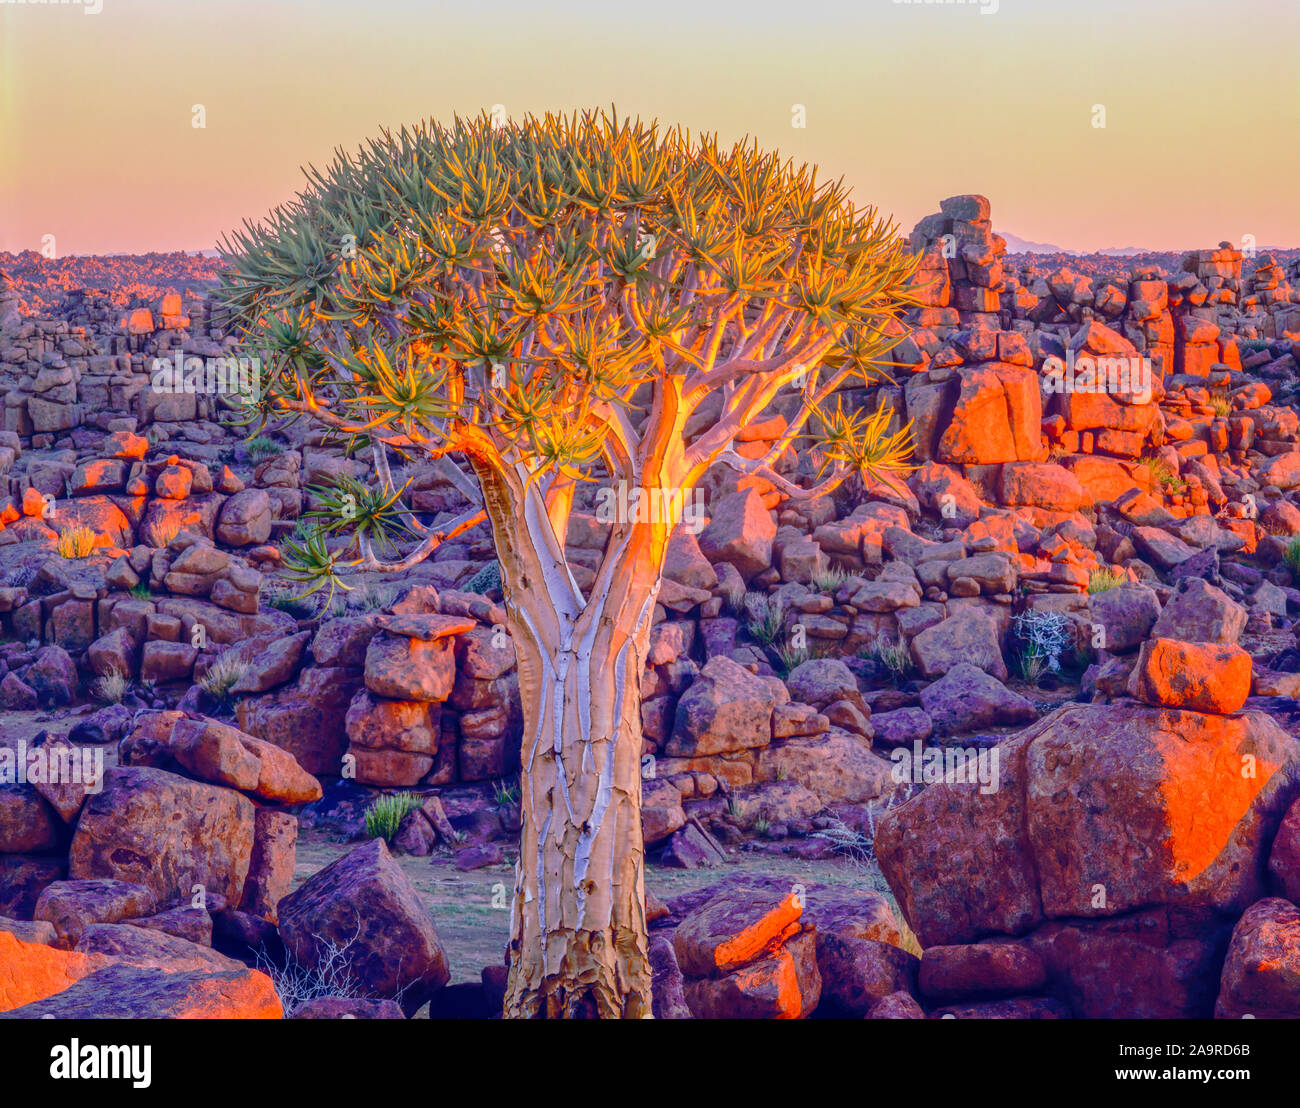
<box><xmin>217</xmin><ymin>109</ymin><xmax>918</xmax><ymax>603</ymax></box>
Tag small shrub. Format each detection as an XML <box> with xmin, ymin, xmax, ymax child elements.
<box><xmin>492</xmin><ymin>779</ymin><xmax>520</xmax><ymax>806</ymax></box>
<box><xmin>1285</xmin><ymin>537</ymin><xmax>1300</xmax><ymax>579</ymax></box>
<box><xmin>264</xmin><ymin>581</ymin><xmax>318</xmax><ymax>619</ymax></box>
<box><xmin>743</xmin><ymin>592</ymin><xmax>786</xmax><ymax>647</ymax></box>
<box><xmin>1012</xmin><ymin>609</ymin><xmax>1074</xmax><ymax>684</ymax></box>
<box><xmin>862</xmin><ymin>636</ymin><xmax>914</xmax><ymax>684</ymax></box>
<box><xmin>245</xmin><ymin>435</ymin><xmax>284</xmax><ymax>462</ymax></box>
<box><xmin>56</xmin><ymin>526</ymin><xmax>97</xmax><ymax>559</ymax></box>
<box><xmin>811</xmin><ymin>812</ymin><xmax>876</xmax><ymax>867</ymax></box>
<box><xmin>1211</xmin><ymin>397</ymin><xmax>1232</xmax><ymax>419</ymax></box>
<box><xmin>128</xmin><ymin>582</ymin><xmax>153</xmax><ymax>601</ymax></box>
<box><xmin>774</xmin><ymin>641</ymin><xmax>810</xmax><ymax>677</ymax></box>
<box><xmin>1138</xmin><ymin>455</ymin><xmax>1187</xmax><ymax>495</ymax></box>
<box><xmin>151</xmin><ymin>518</ymin><xmax>184</xmax><ymax>549</ymax></box>
<box><xmin>255</xmin><ymin>927</ymin><xmax>368</xmax><ymax>1018</ymax></box>
<box><xmin>719</xmin><ymin>576</ymin><xmax>747</xmax><ymax>616</ymax></box>
<box><xmin>199</xmin><ymin>652</ymin><xmax>249</xmax><ymax>709</ymax></box>
<box><xmin>464</xmin><ymin>560</ymin><xmax>501</xmax><ymax>596</ymax></box>
<box><xmin>92</xmin><ymin>669</ymin><xmax>128</xmax><ymax>704</ymax></box>
<box><xmin>809</xmin><ymin>564</ymin><xmax>850</xmax><ymax>594</ymax></box>
<box><xmin>1087</xmin><ymin>567</ymin><xmax>1126</xmax><ymax>594</ymax></box>
<box><xmin>364</xmin><ymin>792</ymin><xmax>422</xmax><ymax>842</ymax></box>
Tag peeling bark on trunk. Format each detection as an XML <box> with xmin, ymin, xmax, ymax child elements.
<box><xmin>469</xmin><ymin>455</ymin><xmax>666</xmax><ymax>1018</ymax></box>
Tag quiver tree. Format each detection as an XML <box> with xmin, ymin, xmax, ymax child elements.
<box><xmin>217</xmin><ymin>110</ymin><xmax>918</xmax><ymax>1018</ymax></box>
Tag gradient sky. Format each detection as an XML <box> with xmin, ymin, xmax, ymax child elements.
<box><xmin>1</xmin><ymin>0</ymin><xmax>1296</xmax><ymax>256</ymax></box>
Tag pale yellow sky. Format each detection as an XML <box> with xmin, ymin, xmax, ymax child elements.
<box><xmin>1</xmin><ymin>0</ymin><xmax>1296</xmax><ymax>255</ymax></box>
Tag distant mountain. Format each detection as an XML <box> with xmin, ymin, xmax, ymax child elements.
<box><xmin>999</xmin><ymin>231</ymin><xmax>1075</xmax><ymax>255</ymax></box>
<box><xmin>1097</xmin><ymin>246</ymin><xmax>1147</xmax><ymax>257</ymax></box>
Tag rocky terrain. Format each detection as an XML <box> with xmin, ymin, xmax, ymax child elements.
<box><xmin>3</xmin><ymin>195</ymin><xmax>1300</xmax><ymax>1019</ymax></box>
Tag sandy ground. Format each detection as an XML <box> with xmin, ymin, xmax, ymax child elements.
<box><xmin>294</xmin><ymin>829</ymin><xmax>899</xmax><ymax>986</ymax></box>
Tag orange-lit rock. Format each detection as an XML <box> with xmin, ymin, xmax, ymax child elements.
<box><xmin>1127</xmin><ymin>637</ymin><xmax>1252</xmax><ymax>714</ymax></box>
<box><xmin>0</xmin><ymin>930</ymin><xmax>113</xmax><ymax>1012</ymax></box>
<box><xmin>1026</xmin><ymin>704</ymin><xmax>1300</xmax><ymax>919</ymax></box>
<box><xmin>673</xmin><ymin>883</ymin><xmax>803</xmax><ymax>977</ymax></box>
<box><xmin>1215</xmin><ymin>898</ymin><xmax>1300</xmax><ymax>1019</ymax></box>
<box><xmin>683</xmin><ymin>929</ymin><xmax>821</xmax><ymax>1019</ymax></box>
<box><xmin>0</xmin><ymin>962</ymin><xmax>282</xmax><ymax>1019</ymax></box>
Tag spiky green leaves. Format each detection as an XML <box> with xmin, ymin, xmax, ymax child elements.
<box><xmin>216</xmin><ymin>108</ymin><xmax>920</xmax><ymax>507</ymax></box>
<box><xmin>812</xmin><ymin>399</ymin><xmax>916</xmax><ymax>487</ymax></box>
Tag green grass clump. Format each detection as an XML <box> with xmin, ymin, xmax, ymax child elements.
<box><xmin>860</xmin><ymin>636</ymin><xmax>914</xmax><ymax>684</ymax></box>
<box><xmin>198</xmin><ymin>652</ymin><xmax>249</xmax><ymax>709</ymax></box>
<box><xmin>56</xmin><ymin>526</ymin><xmax>97</xmax><ymax>559</ymax></box>
<box><xmin>743</xmin><ymin>593</ymin><xmax>786</xmax><ymax>647</ymax></box>
<box><xmin>809</xmin><ymin>564</ymin><xmax>851</xmax><ymax>594</ymax></box>
<box><xmin>245</xmin><ymin>435</ymin><xmax>285</xmax><ymax>462</ymax></box>
<box><xmin>1138</xmin><ymin>455</ymin><xmax>1187</xmax><ymax>495</ymax></box>
<box><xmin>774</xmin><ymin>642</ymin><xmax>811</xmax><ymax>677</ymax></box>
<box><xmin>92</xmin><ymin>669</ymin><xmax>128</xmax><ymax>704</ymax></box>
<box><xmin>492</xmin><ymin>779</ymin><xmax>520</xmax><ymax>806</ymax></box>
<box><xmin>1284</xmin><ymin>537</ymin><xmax>1300</xmax><ymax>579</ymax></box>
<box><xmin>1088</xmin><ymin>567</ymin><xmax>1127</xmax><ymax>594</ymax></box>
<box><xmin>364</xmin><ymin>792</ymin><xmax>422</xmax><ymax>842</ymax></box>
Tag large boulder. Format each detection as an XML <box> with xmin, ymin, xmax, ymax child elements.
<box><xmin>169</xmin><ymin>717</ymin><xmax>322</xmax><ymax>804</ymax></box>
<box><xmin>666</xmin><ymin>656</ymin><xmax>777</xmax><ymax>757</ymax></box>
<box><xmin>910</xmin><ymin>606</ymin><xmax>1008</xmax><ymax>681</ymax></box>
<box><xmin>641</xmin><ymin>777</ymin><xmax>686</xmax><ymax>845</ymax></box>
<box><xmin>784</xmin><ymin>658</ymin><xmax>866</xmax><ymax>714</ymax></box>
<box><xmin>877</xmin><ymin>702</ymin><xmax>1300</xmax><ymax>946</ymax></box>
<box><xmin>1269</xmin><ymin>797</ymin><xmax>1300</xmax><ymax>904</ymax></box>
<box><xmin>672</xmin><ymin>880</ymin><xmax>820</xmax><ymax>1018</ymax></box>
<box><xmin>1127</xmin><ymin>638</ymin><xmax>1251</xmax><ymax>715</ymax></box>
<box><xmin>682</xmin><ymin>929</ymin><xmax>821</xmax><ymax>1019</ymax></box>
<box><xmin>69</xmin><ymin>767</ymin><xmax>256</xmax><ymax>907</ymax></box>
<box><xmin>755</xmin><ymin>730</ymin><xmax>893</xmax><ymax>806</ymax></box>
<box><xmin>277</xmin><ymin>838</ymin><xmax>449</xmax><ymax>1016</ymax></box>
<box><xmin>237</xmin><ymin>666</ymin><xmax>362</xmax><ymax>776</ymax></box>
<box><xmin>0</xmin><ymin>960</ymin><xmax>282</xmax><ymax>1019</ymax></box>
<box><xmin>34</xmin><ymin>879</ymin><xmax>157</xmax><ymax>946</ymax></box>
<box><xmin>0</xmin><ymin>784</ymin><xmax>61</xmax><ymax>853</ymax></box>
<box><xmin>215</xmin><ymin>488</ymin><xmax>272</xmax><ymax>546</ymax></box>
<box><xmin>918</xmin><ymin>940</ymin><xmax>1047</xmax><ymax>1003</ymax></box>
<box><xmin>363</xmin><ymin>631</ymin><xmax>457</xmax><ymax>702</ymax></box>
<box><xmin>1215</xmin><ymin>898</ymin><xmax>1300</xmax><ymax>1018</ymax></box>
<box><xmin>697</xmin><ymin>488</ymin><xmax>776</xmax><ymax>582</ymax></box>
<box><xmin>1087</xmin><ymin>584</ymin><xmax>1160</xmax><ymax>653</ymax></box>
<box><xmin>0</xmin><ymin>929</ymin><xmax>281</xmax><ymax>1017</ymax></box>
<box><xmin>937</xmin><ymin>363</ymin><xmax>1042</xmax><ymax>465</ymax></box>
<box><xmin>1150</xmin><ymin>578</ymin><xmax>1246</xmax><ymax>644</ymax></box>
<box><xmin>673</xmin><ymin>880</ymin><xmax>802</xmax><ymax>978</ymax></box>
<box><xmin>920</xmin><ymin>663</ymin><xmax>1035</xmax><ymax>735</ymax></box>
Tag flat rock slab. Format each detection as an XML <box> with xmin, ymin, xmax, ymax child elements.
<box><xmin>373</xmin><ymin>613</ymin><xmax>476</xmax><ymax>641</ymax></box>
<box><xmin>0</xmin><ymin>962</ymin><xmax>282</xmax><ymax>1019</ymax></box>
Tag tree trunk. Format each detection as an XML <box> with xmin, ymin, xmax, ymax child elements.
<box><xmin>468</xmin><ymin>457</ymin><xmax>664</xmax><ymax>1018</ymax></box>
<box><xmin>503</xmin><ymin>599</ymin><xmax>654</xmax><ymax>1018</ymax></box>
